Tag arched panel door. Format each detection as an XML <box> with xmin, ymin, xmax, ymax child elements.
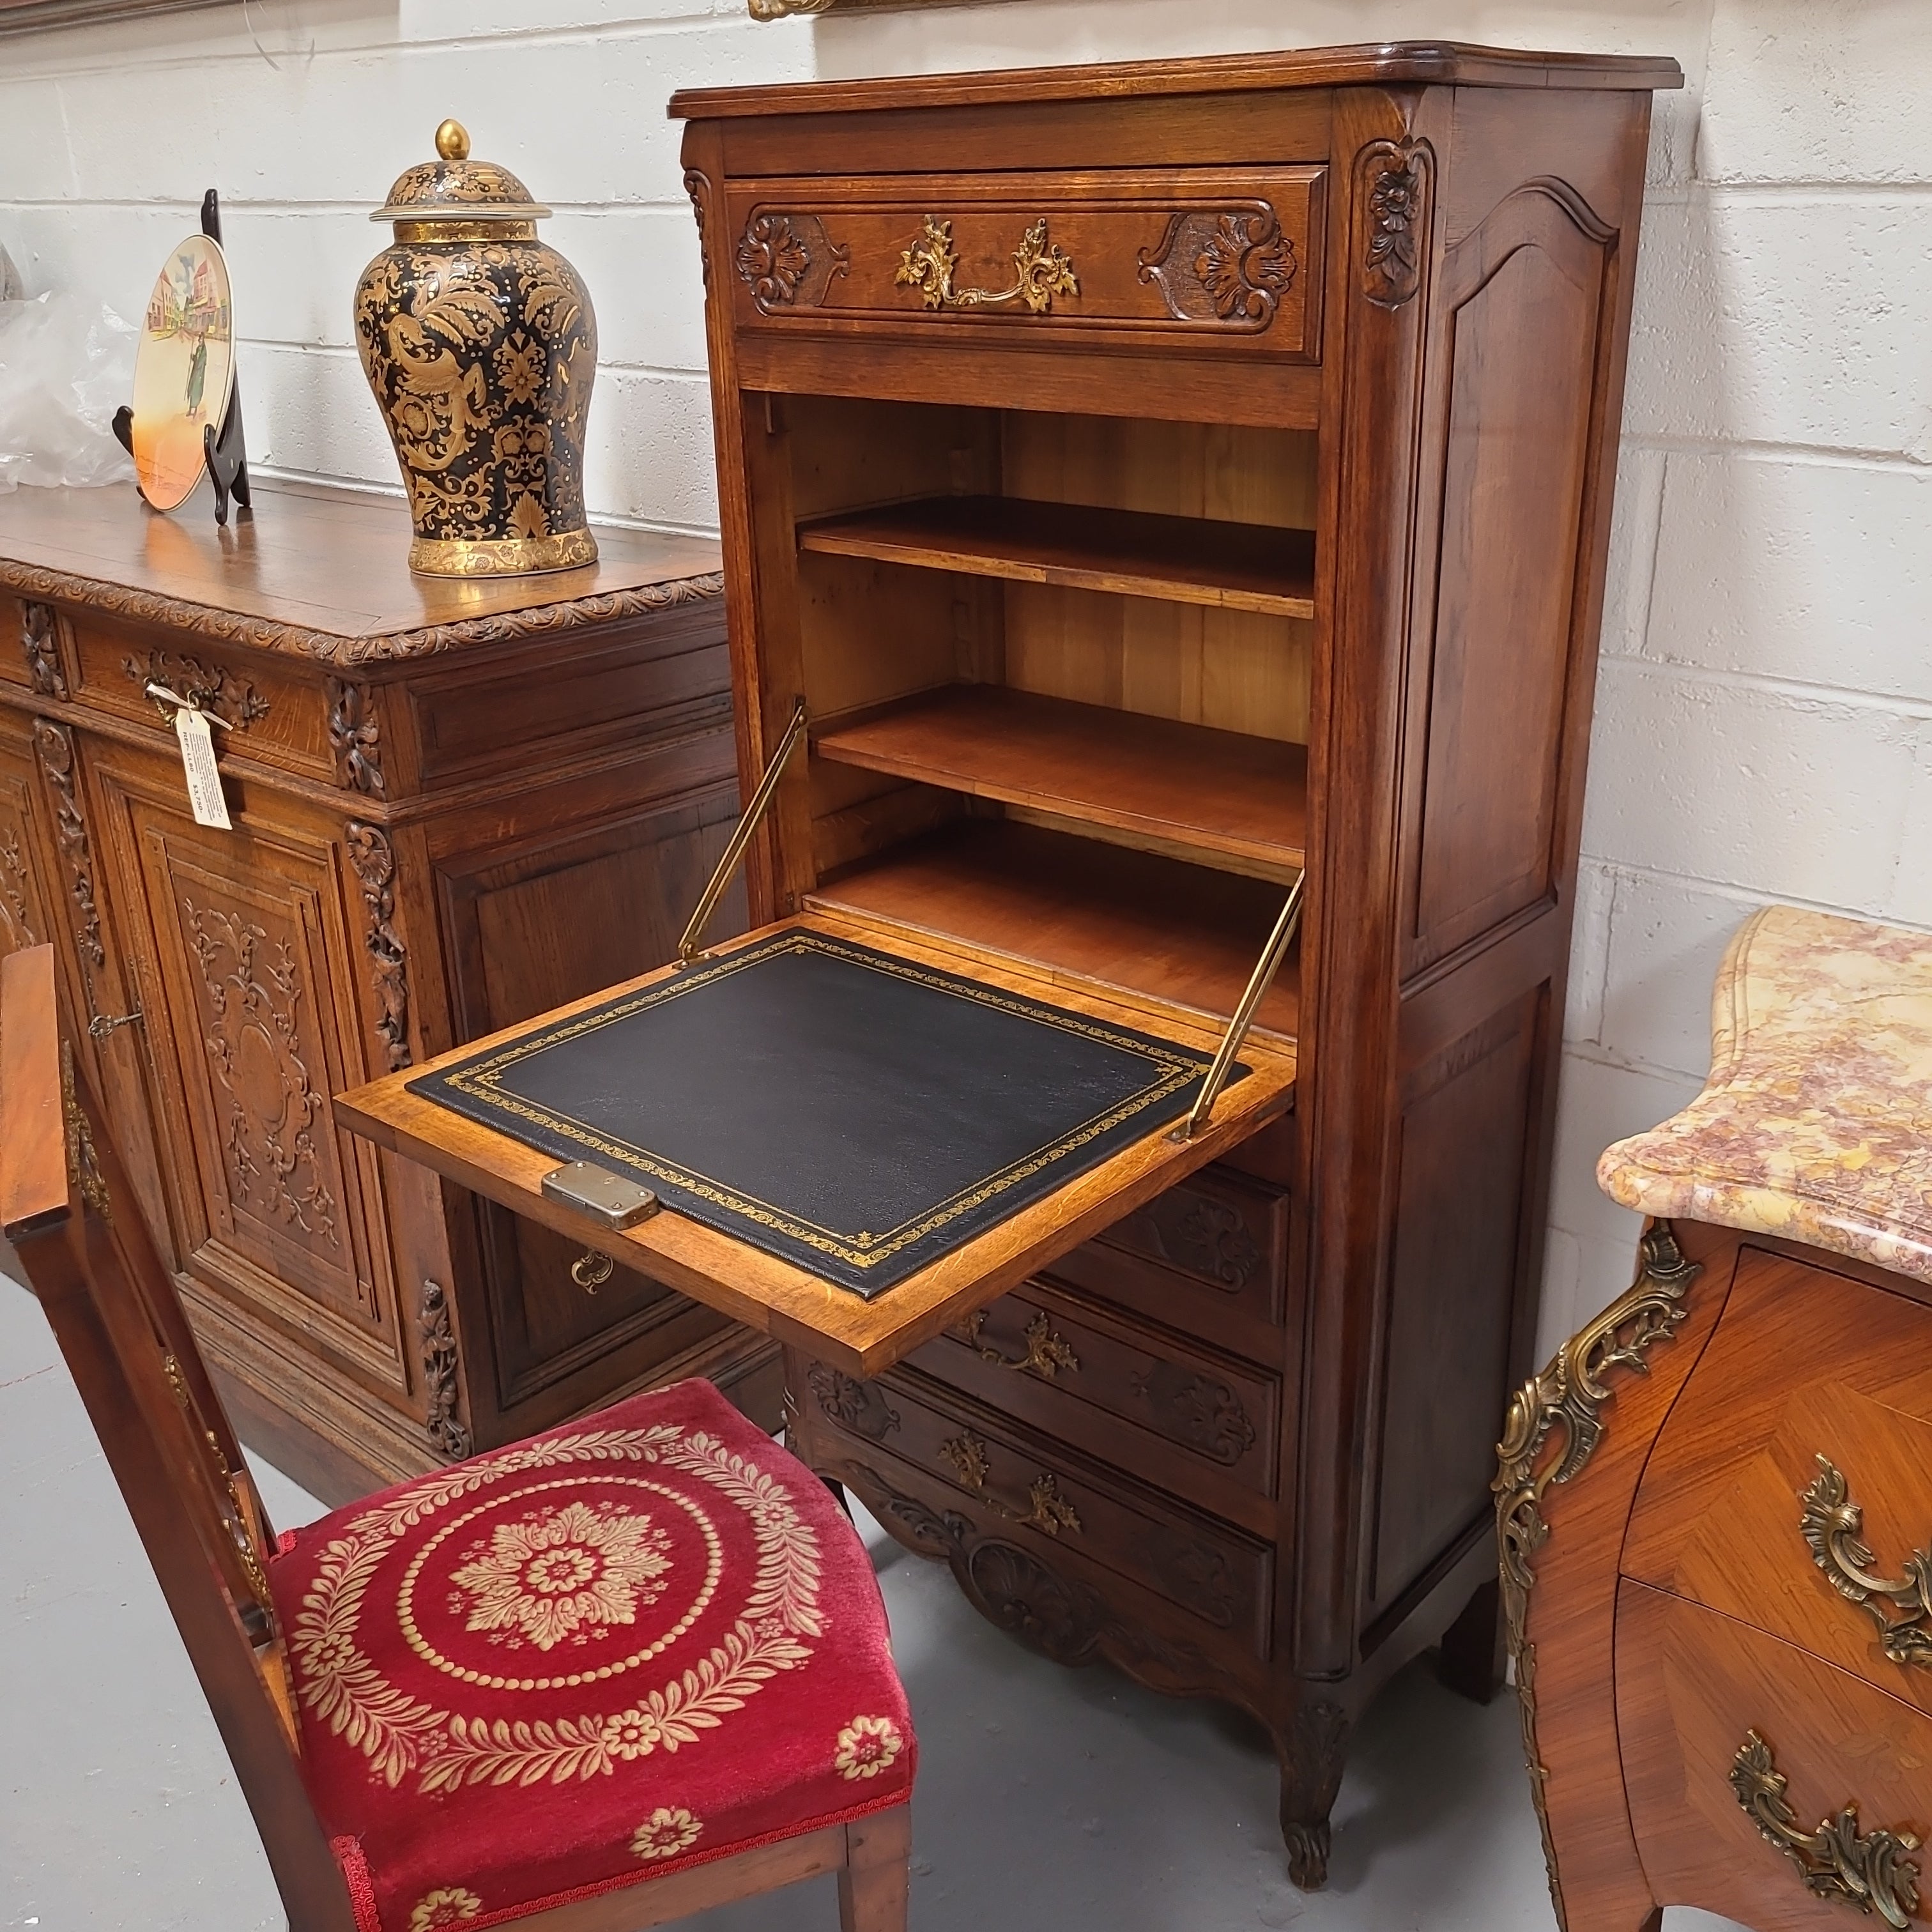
<box><xmin>1402</xmin><ymin>181</ymin><xmax>1621</xmax><ymax>978</ymax></box>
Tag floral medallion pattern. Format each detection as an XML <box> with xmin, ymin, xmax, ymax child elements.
<box><xmin>409</xmin><ymin>1889</ymin><xmax>482</xmax><ymax>1932</ymax></box>
<box><xmin>449</xmin><ymin>1499</ymin><xmax>673</xmax><ymax>1653</ymax></box>
<box><xmin>632</xmin><ymin>1806</ymin><xmax>703</xmax><ymax>1860</ymax></box>
<box><xmin>288</xmin><ymin>1423</ymin><xmax>824</xmax><ymax>1795</ymax></box>
<box><xmin>834</xmin><ymin>1713</ymin><xmax>905</xmax><ymax>1781</ymax></box>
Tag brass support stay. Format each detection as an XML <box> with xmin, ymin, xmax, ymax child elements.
<box><xmin>1170</xmin><ymin>868</ymin><xmax>1305</xmax><ymax>1143</ymax></box>
<box><xmin>678</xmin><ymin>698</ymin><xmax>808</xmax><ymax>964</ymax></box>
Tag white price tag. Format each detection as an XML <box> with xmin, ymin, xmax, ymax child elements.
<box><xmin>174</xmin><ymin>706</ymin><xmax>232</xmax><ymax>829</ymax></box>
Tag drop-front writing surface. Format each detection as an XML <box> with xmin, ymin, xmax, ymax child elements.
<box><xmin>337</xmin><ymin>910</ymin><xmax>1297</xmax><ymax>1377</ymax></box>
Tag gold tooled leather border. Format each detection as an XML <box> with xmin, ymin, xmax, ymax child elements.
<box><xmin>424</xmin><ymin>928</ymin><xmax>1212</xmax><ymax>1272</ymax></box>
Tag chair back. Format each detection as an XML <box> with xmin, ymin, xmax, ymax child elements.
<box><xmin>1</xmin><ymin>944</ymin><xmax>356</xmax><ymax>1932</ymax></box>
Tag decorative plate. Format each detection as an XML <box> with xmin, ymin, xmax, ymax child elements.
<box><xmin>130</xmin><ymin>233</ymin><xmax>235</xmax><ymax>511</ymax></box>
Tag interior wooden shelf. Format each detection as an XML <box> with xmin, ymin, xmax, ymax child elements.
<box><xmin>797</xmin><ymin>494</ymin><xmax>1317</xmax><ymax>618</ymax></box>
<box><xmin>815</xmin><ymin>686</ymin><xmax>1308</xmax><ymax>878</ymax></box>
<box><xmin>807</xmin><ymin>818</ymin><xmax>1301</xmax><ymax>1043</ymax></box>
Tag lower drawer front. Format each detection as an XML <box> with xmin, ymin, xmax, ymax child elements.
<box><xmin>1616</xmin><ymin>1581</ymin><xmax>1932</xmax><ymax>1929</ymax></box>
<box><xmin>1623</xmin><ymin>1248</ymin><xmax>1932</xmax><ymax>1717</ymax></box>
<box><xmin>908</xmin><ymin>1278</ymin><xmax>1278</xmax><ymax>1524</ymax></box>
<box><xmin>803</xmin><ymin>1363</ymin><xmax>1272</xmax><ymax>1657</ymax></box>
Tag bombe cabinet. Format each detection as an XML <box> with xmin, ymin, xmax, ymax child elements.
<box><xmin>0</xmin><ymin>482</ymin><xmax>779</xmax><ymax>1503</ymax></box>
<box><xmin>673</xmin><ymin>42</ymin><xmax>1680</xmax><ymax>1882</ymax></box>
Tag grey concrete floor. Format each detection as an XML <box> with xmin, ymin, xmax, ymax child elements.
<box><xmin>1</xmin><ymin>1275</ymin><xmax>1747</xmax><ymax>1932</ymax></box>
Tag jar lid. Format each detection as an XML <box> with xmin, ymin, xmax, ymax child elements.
<box><xmin>370</xmin><ymin>119</ymin><xmax>552</xmax><ymax>223</ymax></box>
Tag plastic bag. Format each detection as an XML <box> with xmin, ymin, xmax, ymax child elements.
<box><xmin>0</xmin><ymin>286</ymin><xmax>137</xmax><ymax>491</ymax></box>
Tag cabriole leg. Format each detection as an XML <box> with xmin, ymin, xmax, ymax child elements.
<box><xmin>1273</xmin><ymin>1699</ymin><xmax>1351</xmax><ymax>1889</ymax></box>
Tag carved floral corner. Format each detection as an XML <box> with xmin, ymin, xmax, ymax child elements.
<box><xmin>420</xmin><ymin>1277</ymin><xmax>471</xmax><ymax>1459</ymax></box>
<box><xmin>1358</xmin><ymin>137</ymin><xmax>1434</xmax><ymax>309</ymax></box>
<box><xmin>346</xmin><ymin>821</ymin><xmax>411</xmax><ymax>1074</ymax></box>
<box><xmin>325</xmin><ymin>678</ymin><xmax>385</xmax><ymax>796</ymax></box>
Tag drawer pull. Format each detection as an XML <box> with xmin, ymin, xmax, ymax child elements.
<box><xmin>1802</xmin><ymin>1455</ymin><xmax>1932</xmax><ymax>1669</ymax></box>
<box><xmin>954</xmin><ymin>1310</ymin><xmax>1079</xmax><ymax>1381</ymax></box>
<box><xmin>1730</xmin><ymin>1731</ymin><xmax>1922</xmax><ymax>1929</ymax></box>
<box><xmin>570</xmin><ymin>1248</ymin><xmax>615</xmax><ymax>1294</ymax></box>
<box><xmin>896</xmin><ymin>215</ymin><xmax>1078</xmax><ymax>316</ymax></box>
<box><xmin>939</xmin><ymin>1429</ymin><xmax>1082</xmax><ymax>1538</ymax></box>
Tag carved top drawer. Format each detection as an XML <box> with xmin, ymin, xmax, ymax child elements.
<box><xmin>726</xmin><ymin>169</ymin><xmax>1325</xmax><ymax>362</ymax></box>
<box><xmin>1623</xmin><ymin>1246</ymin><xmax>1932</xmax><ymax>1717</ymax></box>
<box><xmin>66</xmin><ymin>617</ymin><xmax>346</xmax><ymax>790</ymax></box>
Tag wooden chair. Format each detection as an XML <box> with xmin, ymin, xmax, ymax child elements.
<box><xmin>0</xmin><ymin>942</ymin><xmax>914</xmax><ymax>1932</ymax></box>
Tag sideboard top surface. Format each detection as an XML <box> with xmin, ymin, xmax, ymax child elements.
<box><xmin>670</xmin><ymin>38</ymin><xmax>1683</xmax><ymax>119</ymax></box>
<box><xmin>0</xmin><ymin>479</ymin><xmax>724</xmax><ymax>669</ymax></box>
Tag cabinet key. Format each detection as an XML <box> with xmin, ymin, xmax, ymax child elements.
<box><xmin>87</xmin><ymin>1008</ymin><xmax>144</xmax><ymax>1041</ymax></box>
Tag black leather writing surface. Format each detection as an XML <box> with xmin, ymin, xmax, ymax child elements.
<box><xmin>408</xmin><ymin>928</ymin><xmax>1241</xmax><ymax>1296</ymax></box>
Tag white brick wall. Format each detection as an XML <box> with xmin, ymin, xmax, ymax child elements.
<box><xmin>3</xmin><ymin>0</ymin><xmax>1920</xmax><ymax>1360</ymax></box>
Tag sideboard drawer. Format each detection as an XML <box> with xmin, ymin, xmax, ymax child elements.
<box><xmin>1616</xmin><ymin>1581</ymin><xmax>1932</xmax><ymax>1931</ymax></box>
<box><xmin>1623</xmin><ymin>1248</ymin><xmax>1932</xmax><ymax>1717</ymax></box>
<box><xmin>70</xmin><ymin>618</ymin><xmax>337</xmax><ymax>785</ymax></box>
<box><xmin>726</xmin><ymin>169</ymin><xmax>1325</xmax><ymax>361</ymax></box>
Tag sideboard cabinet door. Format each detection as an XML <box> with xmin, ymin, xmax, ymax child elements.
<box><xmin>84</xmin><ymin>736</ymin><xmax>415</xmax><ymax>1415</ymax></box>
<box><xmin>0</xmin><ymin>705</ymin><xmax>66</xmax><ymax>970</ymax></box>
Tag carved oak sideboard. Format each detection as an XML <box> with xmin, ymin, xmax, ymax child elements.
<box><xmin>0</xmin><ymin>480</ymin><xmax>778</xmax><ymax>1502</ymax></box>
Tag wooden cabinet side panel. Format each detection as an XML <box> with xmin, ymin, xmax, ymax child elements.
<box><xmin>1368</xmin><ymin>985</ymin><xmax>1542</xmax><ymax>1621</ymax></box>
<box><xmin>1399</xmin><ymin>89</ymin><xmax>1651</xmax><ymax>983</ymax></box>
<box><xmin>0</xmin><ymin>705</ymin><xmax>67</xmax><ymax>966</ymax></box>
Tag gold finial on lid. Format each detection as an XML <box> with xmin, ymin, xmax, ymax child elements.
<box><xmin>434</xmin><ymin>119</ymin><xmax>470</xmax><ymax>161</ymax></box>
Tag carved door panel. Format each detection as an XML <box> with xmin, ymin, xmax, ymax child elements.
<box><xmin>0</xmin><ymin>706</ymin><xmax>63</xmax><ymax>965</ymax></box>
<box><xmin>430</xmin><ymin>765</ymin><xmax>746</xmax><ymax>1432</ymax></box>
<box><xmin>86</xmin><ymin>739</ymin><xmax>410</xmax><ymax>1403</ymax></box>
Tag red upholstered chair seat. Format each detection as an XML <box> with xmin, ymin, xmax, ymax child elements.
<box><xmin>272</xmin><ymin>1379</ymin><xmax>915</xmax><ymax>1932</ymax></box>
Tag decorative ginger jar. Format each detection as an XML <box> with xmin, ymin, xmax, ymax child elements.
<box><xmin>355</xmin><ymin>119</ymin><xmax>597</xmax><ymax>576</ymax></box>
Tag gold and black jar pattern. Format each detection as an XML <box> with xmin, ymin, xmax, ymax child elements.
<box><xmin>355</xmin><ymin>121</ymin><xmax>599</xmax><ymax>578</ymax></box>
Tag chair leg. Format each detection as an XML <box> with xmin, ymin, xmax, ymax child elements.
<box><xmin>838</xmin><ymin>1805</ymin><xmax>911</xmax><ymax>1932</ymax></box>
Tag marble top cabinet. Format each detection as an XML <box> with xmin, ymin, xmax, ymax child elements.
<box><xmin>1504</xmin><ymin>904</ymin><xmax>1932</xmax><ymax>1932</ymax></box>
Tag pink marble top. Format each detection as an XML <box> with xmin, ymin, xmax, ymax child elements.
<box><xmin>1598</xmin><ymin>905</ymin><xmax>1932</xmax><ymax>1285</ymax></box>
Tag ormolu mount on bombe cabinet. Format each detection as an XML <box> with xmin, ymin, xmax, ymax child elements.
<box><xmin>337</xmin><ymin>42</ymin><xmax>1683</xmax><ymax>1883</ymax></box>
